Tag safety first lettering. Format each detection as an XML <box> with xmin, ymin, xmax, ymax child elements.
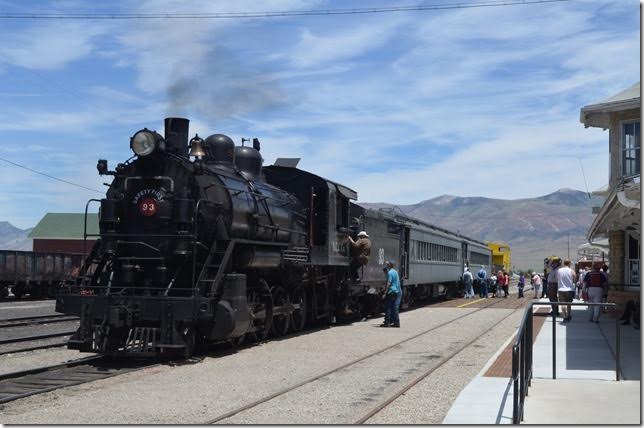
<box><xmin>132</xmin><ymin>189</ymin><xmax>163</xmax><ymax>217</ymax></box>
<box><xmin>132</xmin><ymin>188</ymin><xmax>163</xmax><ymax>205</ymax></box>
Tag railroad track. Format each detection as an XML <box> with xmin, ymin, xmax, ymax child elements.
<box><xmin>0</xmin><ymin>315</ymin><xmax>79</xmax><ymax>356</ymax></box>
<box><xmin>354</xmin><ymin>301</ymin><xmax>523</xmax><ymax>423</ymax></box>
<box><xmin>0</xmin><ymin>314</ymin><xmax>78</xmax><ymax>329</ymax></box>
<box><xmin>204</xmin><ymin>296</ymin><xmax>523</xmax><ymax>424</ymax></box>
<box><xmin>0</xmin><ymin>356</ymin><xmax>156</xmax><ymax>405</ymax></box>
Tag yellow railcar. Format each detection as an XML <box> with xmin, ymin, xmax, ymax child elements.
<box><xmin>487</xmin><ymin>242</ymin><xmax>511</xmax><ymax>272</ymax></box>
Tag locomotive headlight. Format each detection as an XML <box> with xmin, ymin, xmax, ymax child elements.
<box><xmin>130</xmin><ymin>130</ymin><xmax>157</xmax><ymax>157</ymax></box>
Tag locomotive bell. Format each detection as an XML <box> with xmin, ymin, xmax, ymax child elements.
<box><xmin>188</xmin><ymin>135</ymin><xmax>206</xmax><ymax>157</ymax></box>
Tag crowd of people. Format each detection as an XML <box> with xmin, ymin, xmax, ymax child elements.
<box><xmin>459</xmin><ymin>258</ymin><xmax>640</xmax><ymax>329</ymax></box>
<box><xmin>345</xmin><ymin>229</ymin><xmax>639</xmax><ymax>330</ymax></box>
<box><xmin>463</xmin><ymin>266</ymin><xmax>510</xmax><ymax>299</ymax></box>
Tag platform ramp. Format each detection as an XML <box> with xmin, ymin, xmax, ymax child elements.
<box><xmin>522</xmin><ymin>378</ymin><xmax>640</xmax><ymax>424</ymax></box>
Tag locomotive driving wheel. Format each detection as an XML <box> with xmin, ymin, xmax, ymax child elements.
<box><xmin>248</xmin><ymin>280</ymin><xmax>273</xmax><ymax>342</ymax></box>
<box><xmin>289</xmin><ymin>286</ymin><xmax>307</xmax><ymax>332</ymax></box>
<box><xmin>270</xmin><ymin>286</ymin><xmax>290</xmax><ymax>337</ymax></box>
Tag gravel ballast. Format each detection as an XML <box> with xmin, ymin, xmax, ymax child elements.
<box><xmin>0</xmin><ymin>303</ymin><xmax>525</xmax><ymax>424</ymax></box>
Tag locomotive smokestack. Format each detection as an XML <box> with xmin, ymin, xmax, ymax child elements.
<box><xmin>164</xmin><ymin>117</ymin><xmax>190</xmax><ymax>156</ymax></box>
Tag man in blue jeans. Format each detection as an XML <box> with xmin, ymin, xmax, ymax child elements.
<box><xmin>478</xmin><ymin>266</ymin><xmax>488</xmax><ymax>298</ymax></box>
<box><xmin>381</xmin><ymin>261</ymin><xmax>402</xmax><ymax>328</ymax></box>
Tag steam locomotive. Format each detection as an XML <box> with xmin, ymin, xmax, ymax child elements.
<box><xmin>55</xmin><ymin>117</ymin><xmax>491</xmax><ymax>358</ymax></box>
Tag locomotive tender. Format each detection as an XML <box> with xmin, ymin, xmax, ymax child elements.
<box><xmin>55</xmin><ymin>117</ymin><xmax>490</xmax><ymax>357</ymax></box>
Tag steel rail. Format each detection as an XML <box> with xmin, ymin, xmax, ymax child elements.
<box><xmin>354</xmin><ymin>301</ymin><xmax>524</xmax><ymax>423</ymax></box>
<box><xmin>205</xmin><ymin>297</ymin><xmax>511</xmax><ymax>424</ymax></box>
<box><xmin>0</xmin><ymin>342</ymin><xmax>67</xmax><ymax>356</ymax></box>
<box><xmin>0</xmin><ymin>356</ymin><xmax>158</xmax><ymax>405</ymax></box>
<box><xmin>2</xmin><ymin>314</ymin><xmax>72</xmax><ymax>323</ymax></box>
<box><xmin>0</xmin><ymin>315</ymin><xmax>78</xmax><ymax>329</ymax></box>
<box><xmin>0</xmin><ymin>331</ymin><xmax>76</xmax><ymax>346</ymax></box>
<box><xmin>0</xmin><ymin>355</ymin><xmax>102</xmax><ymax>382</ymax></box>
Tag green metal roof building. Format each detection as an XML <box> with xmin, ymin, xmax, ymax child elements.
<box><xmin>28</xmin><ymin>213</ymin><xmax>99</xmax><ymax>254</ymax></box>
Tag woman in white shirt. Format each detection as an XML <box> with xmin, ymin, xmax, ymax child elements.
<box><xmin>532</xmin><ymin>272</ymin><xmax>542</xmax><ymax>299</ymax></box>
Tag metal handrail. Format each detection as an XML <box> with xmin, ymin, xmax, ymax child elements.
<box><xmin>511</xmin><ymin>301</ymin><xmax>620</xmax><ymax>424</ymax></box>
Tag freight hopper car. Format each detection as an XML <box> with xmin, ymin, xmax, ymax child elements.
<box><xmin>0</xmin><ymin>250</ymin><xmax>82</xmax><ymax>299</ymax></box>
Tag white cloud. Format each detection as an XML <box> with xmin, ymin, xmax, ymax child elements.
<box><xmin>289</xmin><ymin>17</ymin><xmax>404</xmax><ymax>68</ymax></box>
<box><xmin>0</xmin><ymin>21</ymin><xmax>108</xmax><ymax>69</ymax></box>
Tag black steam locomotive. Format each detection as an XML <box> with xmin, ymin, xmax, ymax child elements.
<box><xmin>56</xmin><ymin>117</ymin><xmax>490</xmax><ymax>358</ymax></box>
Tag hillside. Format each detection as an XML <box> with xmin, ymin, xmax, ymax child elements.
<box><xmin>360</xmin><ymin>189</ymin><xmax>603</xmax><ymax>271</ymax></box>
<box><xmin>0</xmin><ymin>222</ymin><xmax>33</xmax><ymax>251</ymax></box>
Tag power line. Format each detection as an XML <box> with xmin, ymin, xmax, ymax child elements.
<box><xmin>0</xmin><ymin>0</ymin><xmax>574</xmax><ymax>20</ymax></box>
<box><xmin>0</xmin><ymin>156</ymin><xmax>103</xmax><ymax>194</ymax></box>
<box><xmin>578</xmin><ymin>157</ymin><xmax>591</xmax><ymax>199</ymax></box>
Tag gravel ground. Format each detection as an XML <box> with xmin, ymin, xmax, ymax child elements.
<box><xmin>0</xmin><ymin>348</ymin><xmax>95</xmax><ymax>376</ymax></box>
<box><xmin>218</xmin><ymin>308</ymin><xmax>519</xmax><ymax>424</ymax></box>
<box><xmin>0</xmin><ymin>300</ymin><xmax>57</xmax><ymax>320</ymax></box>
<box><xmin>366</xmin><ymin>309</ymin><xmax>524</xmax><ymax>424</ymax></box>
<box><xmin>1</xmin><ymin>320</ymin><xmax>79</xmax><ymax>342</ymax></box>
<box><xmin>0</xmin><ymin>303</ymin><xmax>525</xmax><ymax>424</ymax></box>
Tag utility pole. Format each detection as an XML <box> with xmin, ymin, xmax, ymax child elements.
<box><xmin>567</xmin><ymin>233</ymin><xmax>570</xmax><ymax>259</ymax></box>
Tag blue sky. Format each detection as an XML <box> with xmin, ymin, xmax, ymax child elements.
<box><xmin>0</xmin><ymin>0</ymin><xmax>639</xmax><ymax>228</ymax></box>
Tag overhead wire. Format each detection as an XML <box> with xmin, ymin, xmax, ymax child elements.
<box><xmin>0</xmin><ymin>156</ymin><xmax>103</xmax><ymax>194</ymax></box>
<box><xmin>0</xmin><ymin>0</ymin><xmax>574</xmax><ymax>20</ymax></box>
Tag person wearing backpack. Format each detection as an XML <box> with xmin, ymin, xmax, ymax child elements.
<box><xmin>584</xmin><ymin>264</ymin><xmax>607</xmax><ymax>323</ymax></box>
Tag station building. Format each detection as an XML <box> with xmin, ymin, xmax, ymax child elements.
<box><xmin>580</xmin><ymin>82</ymin><xmax>640</xmax><ymax>309</ymax></box>
<box><xmin>28</xmin><ymin>213</ymin><xmax>99</xmax><ymax>255</ymax></box>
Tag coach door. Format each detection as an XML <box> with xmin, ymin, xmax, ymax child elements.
<box><xmin>461</xmin><ymin>241</ymin><xmax>468</xmax><ymax>272</ymax></box>
<box><xmin>402</xmin><ymin>227</ymin><xmax>410</xmax><ymax>279</ymax></box>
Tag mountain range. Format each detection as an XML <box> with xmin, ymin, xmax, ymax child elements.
<box><xmin>0</xmin><ymin>222</ymin><xmax>33</xmax><ymax>251</ymax></box>
<box><xmin>0</xmin><ymin>189</ymin><xmax>603</xmax><ymax>271</ymax></box>
<box><xmin>360</xmin><ymin>189</ymin><xmax>604</xmax><ymax>271</ymax></box>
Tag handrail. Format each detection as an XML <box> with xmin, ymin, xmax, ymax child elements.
<box><xmin>511</xmin><ymin>301</ymin><xmax>620</xmax><ymax>424</ymax></box>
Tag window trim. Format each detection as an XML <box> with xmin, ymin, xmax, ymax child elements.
<box><xmin>620</xmin><ymin>119</ymin><xmax>640</xmax><ymax>179</ymax></box>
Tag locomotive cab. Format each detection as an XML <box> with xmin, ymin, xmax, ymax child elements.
<box><xmin>263</xmin><ymin>164</ymin><xmax>357</xmax><ymax>266</ymax></box>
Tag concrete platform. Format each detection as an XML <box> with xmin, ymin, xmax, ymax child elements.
<box><xmin>443</xmin><ymin>299</ymin><xmax>642</xmax><ymax>424</ymax></box>
<box><xmin>522</xmin><ymin>378</ymin><xmax>640</xmax><ymax>424</ymax></box>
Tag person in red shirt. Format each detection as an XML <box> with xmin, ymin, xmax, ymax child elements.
<box><xmin>497</xmin><ymin>270</ymin><xmax>509</xmax><ymax>298</ymax></box>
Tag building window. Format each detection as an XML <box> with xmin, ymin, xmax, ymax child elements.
<box><xmin>622</xmin><ymin>121</ymin><xmax>640</xmax><ymax>177</ymax></box>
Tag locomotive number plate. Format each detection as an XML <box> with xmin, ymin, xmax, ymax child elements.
<box><xmin>139</xmin><ymin>198</ymin><xmax>158</xmax><ymax>216</ymax></box>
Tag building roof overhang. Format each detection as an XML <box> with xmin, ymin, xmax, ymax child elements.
<box><xmin>587</xmin><ymin>179</ymin><xmax>641</xmax><ymax>240</ymax></box>
<box><xmin>580</xmin><ymin>82</ymin><xmax>641</xmax><ymax>129</ymax></box>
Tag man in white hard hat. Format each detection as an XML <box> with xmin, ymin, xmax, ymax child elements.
<box><xmin>346</xmin><ymin>231</ymin><xmax>372</xmax><ymax>282</ymax></box>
